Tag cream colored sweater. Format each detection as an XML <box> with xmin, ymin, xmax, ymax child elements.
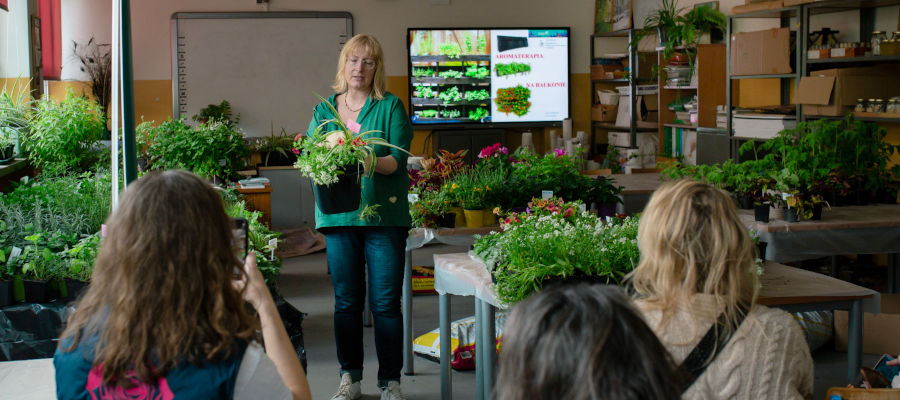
<box><xmin>635</xmin><ymin>295</ymin><xmax>814</xmax><ymax>399</ymax></box>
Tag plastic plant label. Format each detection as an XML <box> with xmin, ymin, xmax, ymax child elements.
<box><xmin>218</xmin><ymin>159</ymin><xmax>227</xmax><ymax>166</ymax></box>
<box><xmin>541</xmin><ymin>190</ymin><xmax>553</xmax><ymax>200</ymax></box>
<box><xmin>8</xmin><ymin>247</ymin><xmax>21</xmax><ymax>265</ymax></box>
<box><xmin>269</xmin><ymin>238</ymin><xmax>278</xmax><ymax>259</ymax></box>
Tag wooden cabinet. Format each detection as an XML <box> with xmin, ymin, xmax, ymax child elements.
<box><xmin>657</xmin><ymin>44</ymin><xmax>727</xmax><ymax>163</ymax></box>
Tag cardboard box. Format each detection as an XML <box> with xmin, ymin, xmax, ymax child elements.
<box><xmin>730</xmin><ymin>28</ymin><xmax>792</xmax><ymax>76</ymax></box>
<box><xmin>830</xmin><ymin>47</ymin><xmax>866</xmax><ymax>58</ymax></box>
<box><xmin>732</xmin><ymin>0</ymin><xmax>783</xmax><ymax>15</ymax></box>
<box><xmin>807</xmin><ymin>48</ymin><xmax>830</xmax><ymax>60</ymax></box>
<box><xmin>794</xmin><ymin>66</ymin><xmax>900</xmax><ymax>116</ymax></box>
<box><xmin>591</xmin><ymin>64</ymin><xmax>623</xmax><ymax>80</ymax></box>
<box><xmin>835</xmin><ymin>294</ymin><xmax>900</xmax><ymax>354</ymax></box>
<box><xmin>592</xmin><ymin>104</ymin><xmax>618</xmax><ymax>122</ymax></box>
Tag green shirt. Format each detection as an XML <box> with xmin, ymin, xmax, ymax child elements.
<box><xmin>306</xmin><ymin>92</ymin><xmax>413</xmax><ymax>229</ymax></box>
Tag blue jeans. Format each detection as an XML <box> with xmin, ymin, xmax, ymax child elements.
<box><xmin>325</xmin><ymin>226</ymin><xmax>407</xmax><ymax>388</ymax></box>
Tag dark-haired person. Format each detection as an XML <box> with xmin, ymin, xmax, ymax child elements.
<box><xmin>306</xmin><ymin>33</ymin><xmax>412</xmax><ymax>400</ymax></box>
<box><xmin>54</xmin><ymin>170</ymin><xmax>310</xmax><ymax>400</ymax></box>
<box><xmin>497</xmin><ymin>283</ymin><xmax>682</xmax><ymax>400</ymax></box>
<box><xmin>628</xmin><ymin>179</ymin><xmax>813</xmax><ymax>398</ymax></box>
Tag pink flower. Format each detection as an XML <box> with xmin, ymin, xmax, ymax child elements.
<box><xmin>292</xmin><ymin>148</ymin><xmax>300</xmax><ymax>155</ymax></box>
<box><xmin>294</xmin><ymin>133</ymin><xmax>304</xmax><ymax>141</ymax></box>
<box><xmin>553</xmin><ymin>148</ymin><xmax>566</xmax><ymax>157</ymax></box>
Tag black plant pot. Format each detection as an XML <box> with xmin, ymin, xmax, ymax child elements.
<box><xmin>439</xmin><ymin>213</ymin><xmax>456</xmax><ymax>228</ymax></box>
<box><xmin>810</xmin><ymin>203</ymin><xmax>823</xmax><ymax>220</ymax></box>
<box><xmin>756</xmin><ymin>242</ymin><xmax>768</xmax><ymax>260</ymax></box>
<box><xmin>784</xmin><ymin>207</ymin><xmax>799</xmax><ymax>223</ymax></box>
<box><xmin>753</xmin><ymin>204</ymin><xmax>770</xmax><ymax>223</ymax></box>
<box><xmin>0</xmin><ymin>144</ymin><xmax>15</xmax><ymax>164</ymax></box>
<box><xmin>0</xmin><ymin>280</ymin><xmax>11</xmax><ymax>307</ymax></box>
<box><xmin>23</xmin><ymin>279</ymin><xmax>48</xmax><ymax>303</ymax></box>
<box><xmin>312</xmin><ymin>166</ymin><xmax>362</xmax><ymax>214</ymax></box>
<box><xmin>737</xmin><ymin>195</ymin><xmax>754</xmax><ymax>210</ymax></box>
<box><xmin>596</xmin><ymin>203</ymin><xmax>617</xmax><ymax>219</ymax></box>
<box><xmin>47</xmin><ymin>278</ymin><xmax>67</xmax><ymax>301</ymax></box>
<box><xmin>65</xmin><ymin>279</ymin><xmax>90</xmax><ymax>302</ymax></box>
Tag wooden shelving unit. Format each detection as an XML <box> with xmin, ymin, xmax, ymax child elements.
<box><xmin>657</xmin><ymin>44</ymin><xmax>726</xmax><ymax>161</ymax></box>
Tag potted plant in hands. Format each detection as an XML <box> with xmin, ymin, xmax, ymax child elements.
<box><xmin>293</xmin><ymin>95</ymin><xmax>411</xmax><ymax>214</ymax></box>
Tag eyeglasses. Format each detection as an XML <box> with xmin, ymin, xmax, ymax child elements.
<box><xmin>346</xmin><ymin>57</ymin><xmax>376</xmax><ymax>70</ymax></box>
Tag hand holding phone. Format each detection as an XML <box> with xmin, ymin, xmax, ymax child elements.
<box><xmin>232</xmin><ymin>218</ymin><xmax>249</xmax><ymax>263</ymax></box>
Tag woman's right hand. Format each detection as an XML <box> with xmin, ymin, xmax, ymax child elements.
<box><xmin>235</xmin><ymin>252</ymin><xmax>273</xmax><ymax>312</ymax></box>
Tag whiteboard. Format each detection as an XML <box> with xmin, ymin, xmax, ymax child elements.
<box><xmin>172</xmin><ymin>12</ymin><xmax>352</xmax><ymax>137</ymax></box>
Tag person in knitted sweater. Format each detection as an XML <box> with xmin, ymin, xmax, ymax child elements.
<box><xmin>627</xmin><ymin>180</ymin><xmax>814</xmax><ymax>399</ymax></box>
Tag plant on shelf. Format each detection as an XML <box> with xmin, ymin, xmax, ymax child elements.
<box><xmin>293</xmin><ymin>95</ymin><xmax>411</xmax><ymax>186</ymax></box>
<box><xmin>632</xmin><ymin>0</ymin><xmax>725</xmax><ymax>72</ymax></box>
<box><xmin>251</xmin><ymin>125</ymin><xmax>297</xmax><ymax>167</ymax></box>
<box><xmin>439</xmin><ymin>42</ymin><xmax>462</xmax><ymax>59</ymax></box>
<box><xmin>438</xmin><ymin>86</ymin><xmax>462</xmax><ymax>103</ymax></box>
<box><xmin>412</xmin><ymin>67</ymin><xmax>435</xmax><ymax>77</ymax></box>
<box><xmin>464</xmin><ymin>64</ymin><xmax>489</xmax><ymax>79</ymax></box>
<box><xmin>0</xmin><ymin>82</ymin><xmax>33</xmax><ymax>162</ymax></box>
<box><xmin>193</xmin><ymin>100</ymin><xmax>239</xmax><ymax>127</ymax></box>
<box><xmin>468</xmin><ymin>107</ymin><xmax>489</xmax><ymax>121</ymax></box>
<box><xmin>24</xmin><ymin>91</ymin><xmax>106</xmax><ymax>176</ymax></box>
<box><xmin>73</xmin><ymin>37</ymin><xmax>112</xmax><ymax>117</ymax></box>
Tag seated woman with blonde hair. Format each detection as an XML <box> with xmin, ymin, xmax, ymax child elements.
<box><xmin>627</xmin><ymin>179</ymin><xmax>813</xmax><ymax>399</ymax></box>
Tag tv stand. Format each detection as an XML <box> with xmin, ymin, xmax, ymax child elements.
<box><xmin>431</xmin><ymin>128</ymin><xmax>505</xmax><ymax>164</ymax></box>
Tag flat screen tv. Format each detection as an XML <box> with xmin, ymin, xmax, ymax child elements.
<box><xmin>407</xmin><ymin>28</ymin><xmax>570</xmax><ymax>128</ymax></box>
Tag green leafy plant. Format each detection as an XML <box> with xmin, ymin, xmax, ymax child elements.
<box><xmin>413</xmin><ymin>84</ymin><xmax>437</xmax><ymax>99</ymax></box>
<box><xmin>494</xmin><ymin>62</ymin><xmax>531</xmax><ymax>77</ymax></box>
<box><xmin>440</xmin><ymin>109</ymin><xmax>461</xmax><ymax>118</ymax></box>
<box><xmin>468</xmin><ymin>107</ymin><xmax>490</xmax><ymax>121</ymax></box>
<box><xmin>193</xmin><ymin>100</ymin><xmax>239</xmax><ymax>127</ymax></box>
<box><xmin>464</xmin><ymin>89</ymin><xmax>490</xmax><ymax>102</ymax></box>
<box><xmin>464</xmin><ymin>64</ymin><xmax>489</xmax><ymax>79</ymax></box>
<box><xmin>137</xmin><ymin>118</ymin><xmax>249</xmax><ymax>180</ymax></box>
<box><xmin>412</xmin><ymin>67</ymin><xmax>435</xmax><ymax>77</ymax></box>
<box><xmin>474</xmin><ymin>202</ymin><xmax>639</xmax><ymax>305</ymax></box>
<box><xmin>0</xmin><ymin>81</ymin><xmax>33</xmax><ymax>159</ymax></box>
<box><xmin>418</xmin><ymin>109</ymin><xmax>439</xmax><ymax>118</ymax></box>
<box><xmin>65</xmin><ymin>233</ymin><xmax>100</xmax><ymax>282</ymax></box>
<box><xmin>251</xmin><ymin>125</ymin><xmax>297</xmax><ymax>166</ymax></box>
<box><xmin>438</xmin><ymin>69</ymin><xmax>464</xmax><ymax>79</ymax></box>
<box><xmin>439</xmin><ymin>42</ymin><xmax>461</xmax><ymax>58</ymax></box>
<box><xmin>223</xmin><ymin>192</ymin><xmax>282</xmax><ymax>285</ymax></box>
<box><xmin>293</xmin><ymin>94</ymin><xmax>412</xmax><ymax>186</ymax></box>
<box><xmin>24</xmin><ymin>91</ymin><xmax>106</xmax><ymax>176</ymax></box>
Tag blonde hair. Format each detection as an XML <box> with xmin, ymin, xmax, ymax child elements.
<box><xmin>627</xmin><ymin>179</ymin><xmax>757</xmax><ymax>336</ymax></box>
<box><xmin>60</xmin><ymin>170</ymin><xmax>259</xmax><ymax>387</ymax></box>
<box><xmin>332</xmin><ymin>34</ymin><xmax>386</xmax><ymax>100</ymax></box>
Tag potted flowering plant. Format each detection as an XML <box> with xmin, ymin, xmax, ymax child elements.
<box><xmin>294</xmin><ymin>95</ymin><xmax>411</xmax><ymax>214</ymax></box>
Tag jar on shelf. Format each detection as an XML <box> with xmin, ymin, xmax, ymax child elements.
<box><xmin>854</xmin><ymin>99</ymin><xmax>867</xmax><ymax>112</ymax></box>
<box><xmin>892</xmin><ymin>31</ymin><xmax>900</xmax><ymax>41</ymax></box>
<box><xmin>873</xmin><ymin>99</ymin><xmax>886</xmax><ymax>113</ymax></box>
<box><xmin>887</xmin><ymin>99</ymin><xmax>897</xmax><ymax>114</ymax></box>
<box><xmin>866</xmin><ymin>98</ymin><xmax>878</xmax><ymax>113</ymax></box>
<box><xmin>872</xmin><ymin>31</ymin><xmax>888</xmax><ymax>55</ymax></box>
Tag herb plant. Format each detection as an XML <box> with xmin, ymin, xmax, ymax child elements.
<box><xmin>438</xmin><ymin>86</ymin><xmax>462</xmax><ymax>103</ymax></box>
<box><xmin>494</xmin><ymin>62</ymin><xmax>531</xmax><ymax>77</ymax></box>
<box><xmin>137</xmin><ymin>118</ymin><xmax>249</xmax><ymax>180</ymax></box>
<box><xmin>468</xmin><ymin>107</ymin><xmax>490</xmax><ymax>121</ymax></box>
<box><xmin>439</xmin><ymin>42</ymin><xmax>461</xmax><ymax>59</ymax></box>
<box><xmin>24</xmin><ymin>92</ymin><xmax>106</xmax><ymax>176</ymax></box>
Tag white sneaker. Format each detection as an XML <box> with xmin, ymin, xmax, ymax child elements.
<box><xmin>330</xmin><ymin>373</ymin><xmax>361</xmax><ymax>400</ymax></box>
<box><xmin>380</xmin><ymin>381</ymin><xmax>407</xmax><ymax>400</ymax></box>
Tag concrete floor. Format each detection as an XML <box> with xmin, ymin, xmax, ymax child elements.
<box><xmin>0</xmin><ymin>242</ymin><xmax>883</xmax><ymax>399</ymax></box>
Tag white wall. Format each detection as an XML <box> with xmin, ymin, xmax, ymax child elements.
<box><xmin>0</xmin><ymin>0</ymin><xmax>32</xmax><ymax>79</ymax></box>
<box><xmin>60</xmin><ymin>0</ymin><xmax>111</xmax><ymax>80</ymax></box>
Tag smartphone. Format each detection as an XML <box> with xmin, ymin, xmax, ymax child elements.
<box><xmin>232</xmin><ymin>218</ymin><xmax>249</xmax><ymax>264</ymax></box>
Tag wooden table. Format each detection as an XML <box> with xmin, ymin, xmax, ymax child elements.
<box><xmin>235</xmin><ymin>182</ymin><xmax>273</xmax><ymax>226</ymax></box>
<box><xmin>608</xmin><ymin>172</ymin><xmax>664</xmax><ymax>215</ymax></box>
<box><xmin>432</xmin><ymin>254</ymin><xmax>878</xmax><ymax>400</ymax></box>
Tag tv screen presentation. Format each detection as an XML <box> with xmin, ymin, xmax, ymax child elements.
<box><xmin>407</xmin><ymin>28</ymin><xmax>570</xmax><ymax>127</ymax></box>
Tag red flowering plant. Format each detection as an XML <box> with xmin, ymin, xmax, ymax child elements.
<box><xmin>294</xmin><ymin>95</ymin><xmax>411</xmax><ymax>186</ymax></box>
<box><xmin>408</xmin><ymin>149</ymin><xmax>469</xmax><ymax>192</ymax></box>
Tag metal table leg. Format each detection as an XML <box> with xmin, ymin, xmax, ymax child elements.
<box><xmin>439</xmin><ymin>293</ymin><xmax>452</xmax><ymax>400</ymax></box>
<box><xmin>847</xmin><ymin>299</ymin><xmax>863</xmax><ymax>384</ymax></box>
<box><xmin>403</xmin><ymin>249</ymin><xmax>414</xmax><ymax>375</ymax></box>
<box><xmin>481</xmin><ymin>300</ymin><xmax>496</xmax><ymax>400</ymax></box>
<box><xmin>475</xmin><ymin>298</ymin><xmax>484</xmax><ymax>400</ymax></box>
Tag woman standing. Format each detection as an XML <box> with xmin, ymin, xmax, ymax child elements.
<box><xmin>53</xmin><ymin>170</ymin><xmax>310</xmax><ymax>400</ymax></box>
<box><xmin>307</xmin><ymin>34</ymin><xmax>412</xmax><ymax>400</ymax></box>
<box><xmin>628</xmin><ymin>180</ymin><xmax>813</xmax><ymax>399</ymax></box>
